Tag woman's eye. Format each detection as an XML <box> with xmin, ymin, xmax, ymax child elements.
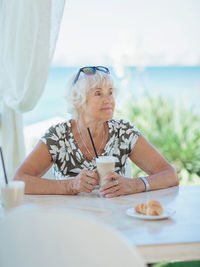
<box><xmin>95</xmin><ymin>91</ymin><xmax>101</xmax><ymax>96</ymax></box>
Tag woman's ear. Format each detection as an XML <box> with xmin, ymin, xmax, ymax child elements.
<box><xmin>74</xmin><ymin>102</ymin><xmax>79</xmax><ymax>109</ymax></box>
<box><xmin>73</xmin><ymin>97</ymin><xmax>81</xmax><ymax>110</ymax></box>
<box><xmin>74</xmin><ymin>102</ymin><xmax>84</xmax><ymax>114</ymax></box>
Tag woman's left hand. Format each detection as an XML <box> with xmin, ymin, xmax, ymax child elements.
<box><xmin>99</xmin><ymin>172</ymin><xmax>133</xmax><ymax>198</ymax></box>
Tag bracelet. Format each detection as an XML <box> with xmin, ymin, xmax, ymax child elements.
<box><xmin>139</xmin><ymin>177</ymin><xmax>149</xmax><ymax>192</ymax></box>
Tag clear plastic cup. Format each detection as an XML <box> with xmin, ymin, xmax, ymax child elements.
<box><xmin>1</xmin><ymin>181</ymin><xmax>25</xmax><ymax>211</ymax></box>
<box><xmin>96</xmin><ymin>156</ymin><xmax>116</xmax><ymax>187</ymax></box>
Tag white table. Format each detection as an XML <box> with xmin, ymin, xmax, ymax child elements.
<box><xmin>7</xmin><ymin>186</ymin><xmax>200</xmax><ymax>264</ymax></box>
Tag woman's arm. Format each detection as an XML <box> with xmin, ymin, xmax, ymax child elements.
<box><xmin>100</xmin><ymin>135</ymin><xmax>179</xmax><ymax>197</ymax></box>
<box><xmin>13</xmin><ymin>141</ymin><xmax>77</xmax><ymax>195</ymax></box>
<box><xmin>129</xmin><ymin>135</ymin><xmax>179</xmax><ymax>192</ymax></box>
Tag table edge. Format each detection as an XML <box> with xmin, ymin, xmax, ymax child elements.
<box><xmin>137</xmin><ymin>242</ymin><xmax>200</xmax><ymax>263</ymax></box>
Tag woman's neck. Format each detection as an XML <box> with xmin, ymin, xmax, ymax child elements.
<box><xmin>76</xmin><ymin>117</ymin><xmax>105</xmax><ymax>138</ymax></box>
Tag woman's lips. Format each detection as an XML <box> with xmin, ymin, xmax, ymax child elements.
<box><xmin>101</xmin><ymin>107</ymin><xmax>112</xmax><ymax>110</ymax></box>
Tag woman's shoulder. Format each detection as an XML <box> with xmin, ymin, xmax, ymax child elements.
<box><xmin>108</xmin><ymin>118</ymin><xmax>140</xmax><ymax>133</ymax></box>
<box><xmin>41</xmin><ymin>120</ymin><xmax>71</xmax><ymax>139</ymax></box>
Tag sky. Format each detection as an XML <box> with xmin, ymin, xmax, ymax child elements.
<box><xmin>52</xmin><ymin>0</ymin><xmax>200</xmax><ymax>66</ymax></box>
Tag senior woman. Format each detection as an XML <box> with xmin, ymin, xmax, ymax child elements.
<box><xmin>14</xmin><ymin>66</ymin><xmax>179</xmax><ymax>197</ymax></box>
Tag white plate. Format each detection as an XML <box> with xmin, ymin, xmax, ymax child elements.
<box><xmin>126</xmin><ymin>207</ymin><xmax>175</xmax><ymax>220</ymax></box>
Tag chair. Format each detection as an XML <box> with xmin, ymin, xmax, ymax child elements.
<box><xmin>125</xmin><ymin>158</ymin><xmax>133</xmax><ymax>177</ymax></box>
<box><xmin>0</xmin><ymin>207</ymin><xmax>146</xmax><ymax>267</ymax></box>
<box><xmin>42</xmin><ymin>166</ymin><xmax>55</xmax><ymax>179</ymax></box>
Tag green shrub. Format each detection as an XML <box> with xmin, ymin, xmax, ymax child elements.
<box><xmin>153</xmin><ymin>261</ymin><xmax>200</xmax><ymax>267</ymax></box>
<box><xmin>116</xmin><ymin>93</ymin><xmax>200</xmax><ymax>184</ymax></box>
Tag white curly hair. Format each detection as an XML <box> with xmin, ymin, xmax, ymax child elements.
<box><xmin>64</xmin><ymin>68</ymin><xmax>118</xmax><ymax>119</ymax></box>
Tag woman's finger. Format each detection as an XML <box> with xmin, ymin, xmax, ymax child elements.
<box><xmin>84</xmin><ymin>181</ymin><xmax>94</xmax><ymax>191</ymax></box>
<box><xmin>101</xmin><ymin>176</ymin><xmax>121</xmax><ymax>189</ymax></box>
<box><xmin>100</xmin><ymin>182</ymin><xmax>120</xmax><ymax>196</ymax></box>
<box><xmin>81</xmin><ymin>177</ymin><xmax>95</xmax><ymax>191</ymax></box>
<box><xmin>100</xmin><ymin>179</ymin><xmax>118</xmax><ymax>192</ymax></box>
<box><xmin>82</xmin><ymin>186</ymin><xmax>92</xmax><ymax>193</ymax></box>
<box><xmin>86</xmin><ymin>170</ymin><xmax>99</xmax><ymax>180</ymax></box>
<box><xmin>86</xmin><ymin>176</ymin><xmax>98</xmax><ymax>185</ymax></box>
<box><xmin>79</xmin><ymin>179</ymin><xmax>94</xmax><ymax>192</ymax></box>
<box><xmin>104</xmin><ymin>189</ymin><xmax>121</xmax><ymax>198</ymax></box>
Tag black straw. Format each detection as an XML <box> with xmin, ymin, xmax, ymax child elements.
<box><xmin>87</xmin><ymin>128</ymin><xmax>98</xmax><ymax>158</ymax></box>
<box><xmin>0</xmin><ymin>147</ymin><xmax>8</xmax><ymax>185</ymax></box>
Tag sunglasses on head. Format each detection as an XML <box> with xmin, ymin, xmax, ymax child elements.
<box><xmin>73</xmin><ymin>66</ymin><xmax>110</xmax><ymax>85</ymax></box>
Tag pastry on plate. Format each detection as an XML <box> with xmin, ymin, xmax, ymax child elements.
<box><xmin>134</xmin><ymin>200</ymin><xmax>163</xmax><ymax>216</ymax></box>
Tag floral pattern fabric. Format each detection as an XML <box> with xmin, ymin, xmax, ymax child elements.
<box><xmin>41</xmin><ymin>119</ymin><xmax>141</xmax><ymax>180</ymax></box>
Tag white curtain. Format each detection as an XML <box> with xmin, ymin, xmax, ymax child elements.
<box><xmin>0</xmin><ymin>0</ymin><xmax>66</xmax><ymax>179</ymax></box>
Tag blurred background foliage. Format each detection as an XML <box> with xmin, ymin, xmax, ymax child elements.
<box><xmin>116</xmin><ymin>93</ymin><xmax>200</xmax><ymax>185</ymax></box>
<box><xmin>153</xmin><ymin>260</ymin><xmax>200</xmax><ymax>267</ymax></box>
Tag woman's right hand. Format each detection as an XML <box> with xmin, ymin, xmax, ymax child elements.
<box><xmin>71</xmin><ymin>169</ymin><xmax>99</xmax><ymax>194</ymax></box>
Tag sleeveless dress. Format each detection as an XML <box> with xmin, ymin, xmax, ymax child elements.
<box><xmin>41</xmin><ymin>118</ymin><xmax>141</xmax><ymax>179</ymax></box>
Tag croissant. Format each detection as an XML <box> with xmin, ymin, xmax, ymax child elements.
<box><xmin>134</xmin><ymin>202</ymin><xmax>147</xmax><ymax>215</ymax></box>
<box><xmin>134</xmin><ymin>200</ymin><xmax>163</xmax><ymax>216</ymax></box>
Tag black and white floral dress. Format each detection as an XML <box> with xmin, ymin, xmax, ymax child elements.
<box><xmin>41</xmin><ymin>119</ymin><xmax>141</xmax><ymax>179</ymax></box>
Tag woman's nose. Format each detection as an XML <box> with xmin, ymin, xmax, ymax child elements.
<box><xmin>103</xmin><ymin>98</ymin><xmax>109</xmax><ymax>104</ymax></box>
<box><xmin>102</xmin><ymin>94</ymin><xmax>110</xmax><ymax>103</ymax></box>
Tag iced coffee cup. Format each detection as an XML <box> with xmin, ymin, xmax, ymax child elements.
<box><xmin>0</xmin><ymin>181</ymin><xmax>25</xmax><ymax>211</ymax></box>
<box><xmin>96</xmin><ymin>156</ymin><xmax>116</xmax><ymax>187</ymax></box>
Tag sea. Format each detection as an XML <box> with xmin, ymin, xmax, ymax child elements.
<box><xmin>23</xmin><ymin>66</ymin><xmax>200</xmax><ymax>126</ymax></box>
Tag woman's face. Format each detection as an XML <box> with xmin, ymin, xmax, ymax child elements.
<box><xmin>80</xmin><ymin>83</ymin><xmax>115</xmax><ymax>122</ymax></box>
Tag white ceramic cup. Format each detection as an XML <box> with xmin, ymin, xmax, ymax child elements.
<box><xmin>0</xmin><ymin>181</ymin><xmax>25</xmax><ymax>211</ymax></box>
<box><xmin>96</xmin><ymin>156</ymin><xmax>116</xmax><ymax>187</ymax></box>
